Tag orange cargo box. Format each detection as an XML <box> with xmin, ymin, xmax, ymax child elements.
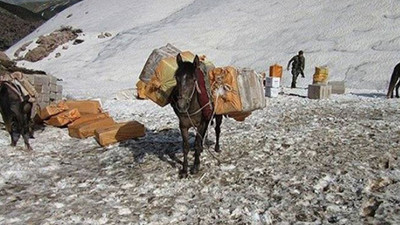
<box><xmin>46</xmin><ymin>108</ymin><xmax>81</xmax><ymax>127</ymax></box>
<box><xmin>94</xmin><ymin>121</ymin><xmax>146</xmax><ymax>146</ymax></box>
<box><xmin>64</xmin><ymin>100</ymin><xmax>103</xmax><ymax>114</ymax></box>
<box><xmin>68</xmin><ymin>117</ymin><xmax>115</xmax><ymax>139</ymax></box>
<box><xmin>68</xmin><ymin>113</ymin><xmax>110</xmax><ymax>128</ymax></box>
<box><xmin>228</xmin><ymin>111</ymin><xmax>252</xmax><ymax>122</ymax></box>
<box><xmin>269</xmin><ymin>64</ymin><xmax>283</xmax><ymax>77</ymax></box>
<box><xmin>209</xmin><ymin>66</ymin><xmax>242</xmax><ymax>114</ymax></box>
<box><xmin>313</xmin><ymin>73</ymin><xmax>329</xmax><ymax>84</ymax></box>
<box><xmin>40</xmin><ymin>101</ymin><xmax>69</xmax><ymax>120</ymax></box>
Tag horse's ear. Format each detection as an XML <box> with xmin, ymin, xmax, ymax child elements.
<box><xmin>193</xmin><ymin>55</ymin><xmax>200</xmax><ymax>68</ymax></box>
<box><xmin>176</xmin><ymin>53</ymin><xmax>183</xmax><ymax>66</ymax></box>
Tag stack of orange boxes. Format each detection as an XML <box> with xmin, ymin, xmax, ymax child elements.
<box><xmin>40</xmin><ymin>99</ymin><xmax>146</xmax><ymax>146</ymax></box>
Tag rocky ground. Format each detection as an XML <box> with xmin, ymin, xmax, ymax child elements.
<box><xmin>0</xmin><ymin>89</ymin><xmax>399</xmax><ymax>224</ymax></box>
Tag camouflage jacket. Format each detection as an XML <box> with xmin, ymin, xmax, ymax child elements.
<box><xmin>287</xmin><ymin>55</ymin><xmax>305</xmax><ymax>71</ymax></box>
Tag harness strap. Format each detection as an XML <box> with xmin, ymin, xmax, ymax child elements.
<box><xmin>195</xmin><ymin>68</ymin><xmax>213</xmax><ymax>120</ymax></box>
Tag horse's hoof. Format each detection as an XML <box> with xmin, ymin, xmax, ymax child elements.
<box><xmin>190</xmin><ymin>166</ymin><xmax>200</xmax><ymax>174</ymax></box>
<box><xmin>215</xmin><ymin>145</ymin><xmax>221</xmax><ymax>153</ymax></box>
<box><xmin>179</xmin><ymin>171</ymin><xmax>188</xmax><ymax>179</ymax></box>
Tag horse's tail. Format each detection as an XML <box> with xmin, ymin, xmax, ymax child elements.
<box><xmin>387</xmin><ymin>63</ymin><xmax>400</xmax><ymax>98</ymax></box>
<box><xmin>21</xmin><ymin>95</ymin><xmax>32</xmax><ymax>115</ymax></box>
<box><xmin>15</xmin><ymin>95</ymin><xmax>33</xmax><ymax>135</ymax></box>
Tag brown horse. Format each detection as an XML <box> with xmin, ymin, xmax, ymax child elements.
<box><xmin>0</xmin><ymin>81</ymin><xmax>33</xmax><ymax>150</ymax></box>
<box><xmin>387</xmin><ymin>63</ymin><xmax>400</xmax><ymax>98</ymax></box>
<box><xmin>170</xmin><ymin>53</ymin><xmax>222</xmax><ymax>178</ymax></box>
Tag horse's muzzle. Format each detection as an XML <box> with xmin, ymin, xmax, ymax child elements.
<box><xmin>176</xmin><ymin>97</ymin><xmax>190</xmax><ymax>113</ymax></box>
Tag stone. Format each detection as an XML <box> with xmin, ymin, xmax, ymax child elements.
<box><xmin>328</xmin><ymin>81</ymin><xmax>346</xmax><ymax>94</ymax></box>
<box><xmin>265</xmin><ymin>77</ymin><xmax>280</xmax><ymax>88</ymax></box>
<box><xmin>266</xmin><ymin>87</ymin><xmax>279</xmax><ymax>97</ymax></box>
<box><xmin>308</xmin><ymin>84</ymin><xmax>332</xmax><ymax>99</ymax></box>
<box><xmin>360</xmin><ymin>197</ymin><xmax>382</xmax><ymax>217</ymax></box>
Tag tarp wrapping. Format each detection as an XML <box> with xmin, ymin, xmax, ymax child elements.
<box><xmin>209</xmin><ymin>66</ymin><xmax>265</xmax><ymax>119</ymax></box>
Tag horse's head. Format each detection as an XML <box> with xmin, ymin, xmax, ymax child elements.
<box><xmin>174</xmin><ymin>53</ymin><xmax>201</xmax><ymax>113</ymax></box>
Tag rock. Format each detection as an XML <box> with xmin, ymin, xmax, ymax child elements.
<box><xmin>0</xmin><ymin>51</ymin><xmax>10</xmax><ymax>61</ymax></box>
<box><xmin>360</xmin><ymin>197</ymin><xmax>382</xmax><ymax>217</ymax></box>
<box><xmin>98</xmin><ymin>33</ymin><xmax>106</xmax><ymax>39</ymax></box>
<box><xmin>118</xmin><ymin>207</ymin><xmax>131</xmax><ymax>215</ymax></box>
<box><xmin>104</xmin><ymin>32</ymin><xmax>112</xmax><ymax>37</ymax></box>
<box><xmin>364</xmin><ymin>177</ymin><xmax>392</xmax><ymax>193</ymax></box>
<box><xmin>55</xmin><ymin>52</ymin><xmax>61</xmax><ymax>58</ymax></box>
<box><xmin>313</xmin><ymin>175</ymin><xmax>334</xmax><ymax>193</ymax></box>
<box><xmin>25</xmin><ymin>46</ymin><xmax>47</xmax><ymax>62</ymax></box>
<box><xmin>22</xmin><ymin>27</ymin><xmax>80</xmax><ymax>62</ymax></box>
<box><xmin>0</xmin><ymin>51</ymin><xmax>15</xmax><ymax>67</ymax></box>
<box><xmin>73</xmin><ymin>39</ymin><xmax>84</xmax><ymax>45</ymax></box>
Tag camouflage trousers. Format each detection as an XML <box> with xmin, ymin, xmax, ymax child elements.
<box><xmin>291</xmin><ymin>69</ymin><xmax>304</xmax><ymax>88</ymax></box>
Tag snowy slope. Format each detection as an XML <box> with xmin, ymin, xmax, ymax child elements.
<box><xmin>2</xmin><ymin>1</ymin><xmax>400</xmax><ymax>224</ymax></box>
<box><xmin>6</xmin><ymin>0</ymin><xmax>400</xmax><ymax>99</ymax></box>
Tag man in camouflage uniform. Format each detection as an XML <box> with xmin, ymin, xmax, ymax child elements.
<box><xmin>287</xmin><ymin>50</ymin><xmax>305</xmax><ymax>88</ymax></box>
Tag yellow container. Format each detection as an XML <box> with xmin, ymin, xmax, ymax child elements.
<box><xmin>144</xmin><ymin>51</ymin><xmax>195</xmax><ymax>107</ymax></box>
<box><xmin>315</xmin><ymin>66</ymin><xmax>329</xmax><ymax>75</ymax></box>
<box><xmin>313</xmin><ymin>66</ymin><xmax>329</xmax><ymax>84</ymax></box>
<box><xmin>313</xmin><ymin>73</ymin><xmax>329</xmax><ymax>84</ymax></box>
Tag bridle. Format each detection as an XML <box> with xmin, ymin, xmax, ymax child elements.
<box><xmin>173</xmin><ymin>66</ymin><xmax>210</xmax><ymax>116</ymax></box>
<box><xmin>174</xmin><ymin>78</ymin><xmax>209</xmax><ymax>117</ymax></box>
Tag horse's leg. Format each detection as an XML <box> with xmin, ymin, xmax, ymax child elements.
<box><xmin>395</xmin><ymin>79</ymin><xmax>400</xmax><ymax>98</ymax></box>
<box><xmin>192</xmin><ymin>120</ymin><xmax>209</xmax><ymax>174</ymax></box>
<box><xmin>28</xmin><ymin>119</ymin><xmax>34</xmax><ymax>138</ymax></box>
<box><xmin>387</xmin><ymin>69</ymin><xmax>398</xmax><ymax>98</ymax></box>
<box><xmin>10</xmin><ymin>118</ymin><xmax>19</xmax><ymax>147</ymax></box>
<box><xmin>180</xmin><ymin>126</ymin><xmax>190</xmax><ymax>178</ymax></box>
<box><xmin>214</xmin><ymin>115</ymin><xmax>223</xmax><ymax>153</ymax></box>
<box><xmin>22</xmin><ymin>132</ymin><xmax>32</xmax><ymax>151</ymax></box>
<box><xmin>22</xmin><ymin>117</ymin><xmax>32</xmax><ymax>151</ymax></box>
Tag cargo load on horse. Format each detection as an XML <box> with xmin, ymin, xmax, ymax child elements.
<box><xmin>137</xmin><ymin>44</ymin><xmax>265</xmax><ymax>121</ymax></box>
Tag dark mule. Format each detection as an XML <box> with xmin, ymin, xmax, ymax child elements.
<box><xmin>170</xmin><ymin>53</ymin><xmax>222</xmax><ymax>178</ymax></box>
<box><xmin>0</xmin><ymin>81</ymin><xmax>33</xmax><ymax>150</ymax></box>
<box><xmin>387</xmin><ymin>63</ymin><xmax>400</xmax><ymax>98</ymax></box>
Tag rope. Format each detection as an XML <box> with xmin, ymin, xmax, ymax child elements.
<box><xmin>177</xmin><ymin>73</ymin><xmax>232</xmax><ymax>165</ymax></box>
<box><xmin>185</xmin><ymin>90</ymin><xmax>226</xmax><ymax>165</ymax></box>
<box><xmin>188</xmin><ymin>101</ymin><xmax>210</xmax><ymax>117</ymax></box>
